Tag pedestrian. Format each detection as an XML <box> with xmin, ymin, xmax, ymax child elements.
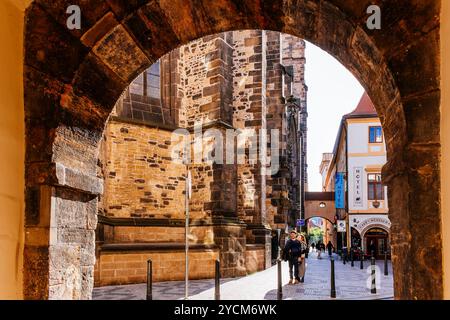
<box><xmin>311</xmin><ymin>242</ymin><xmax>316</xmax><ymax>252</ymax></box>
<box><xmin>317</xmin><ymin>241</ymin><xmax>322</xmax><ymax>259</ymax></box>
<box><xmin>368</xmin><ymin>240</ymin><xmax>376</xmax><ymax>258</ymax></box>
<box><xmin>326</xmin><ymin>241</ymin><xmax>334</xmax><ymax>257</ymax></box>
<box><xmin>297</xmin><ymin>234</ymin><xmax>308</xmax><ymax>283</ymax></box>
<box><xmin>283</xmin><ymin>230</ymin><xmax>302</xmax><ymax>284</ymax></box>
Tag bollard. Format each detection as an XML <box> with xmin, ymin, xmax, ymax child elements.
<box><xmin>384</xmin><ymin>251</ymin><xmax>388</xmax><ymax>276</ymax></box>
<box><xmin>351</xmin><ymin>249</ymin><xmax>354</xmax><ymax>267</ymax></box>
<box><xmin>360</xmin><ymin>251</ymin><xmax>364</xmax><ymax>270</ymax></box>
<box><xmin>330</xmin><ymin>257</ymin><xmax>336</xmax><ymax>298</ymax></box>
<box><xmin>343</xmin><ymin>249</ymin><xmax>346</xmax><ymax>265</ymax></box>
<box><xmin>371</xmin><ymin>257</ymin><xmax>376</xmax><ymax>294</ymax></box>
<box><xmin>277</xmin><ymin>259</ymin><xmax>282</xmax><ymax>300</ymax></box>
<box><xmin>215</xmin><ymin>259</ymin><xmax>220</xmax><ymax>300</ymax></box>
<box><xmin>146</xmin><ymin>259</ymin><xmax>152</xmax><ymax>300</ymax></box>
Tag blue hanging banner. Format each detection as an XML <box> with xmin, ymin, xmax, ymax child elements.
<box><xmin>335</xmin><ymin>172</ymin><xmax>345</xmax><ymax>209</ymax></box>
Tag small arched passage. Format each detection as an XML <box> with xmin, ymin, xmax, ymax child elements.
<box><xmin>305</xmin><ymin>216</ymin><xmax>337</xmax><ymax>253</ymax></box>
<box><xmin>23</xmin><ymin>0</ymin><xmax>442</xmax><ymax>299</ymax></box>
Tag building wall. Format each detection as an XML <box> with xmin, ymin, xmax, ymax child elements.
<box><xmin>0</xmin><ymin>0</ymin><xmax>26</xmax><ymax>299</ymax></box>
<box><xmin>347</xmin><ymin>156</ymin><xmax>389</xmax><ymax>213</ymax></box>
<box><xmin>441</xmin><ymin>0</ymin><xmax>450</xmax><ymax>299</ymax></box>
<box><xmin>99</xmin><ymin>121</ymin><xmax>187</xmax><ymax>219</ymax></box>
<box><xmin>232</xmin><ymin>30</ymin><xmax>266</xmax><ymax>225</ymax></box>
<box><xmin>304</xmin><ymin>200</ymin><xmax>336</xmax><ymax>222</ymax></box>
<box><xmin>346</xmin><ymin>119</ymin><xmax>388</xmax><ymax>213</ymax></box>
<box><xmin>96</xmin><ymin>248</ymin><xmax>219</xmax><ymax>286</ymax></box>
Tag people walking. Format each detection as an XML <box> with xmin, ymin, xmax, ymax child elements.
<box><xmin>326</xmin><ymin>241</ymin><xmax>334</xmax><ymax>257</ymax></box>
<box><xmin>297</xmin><ymin>234</ymin><xmax>308</xmax><ymax>283</ymax></box>
<box><xmin>282</xmin><ymin>230</ymin><xmax>302</xmax><ymax>284</ymax></box>
<box><xmin>317</xmin><ymin>241</ymin><xmax>323</xmax><ymax>259</ymax></box>
<box><xmin>368</xmin><ymin>240</ymin><xmax>376</xmax><ymax>258</ymax></box>
<box><xmin>311</xmin><ymin>242</ymin><xmax>316</xmax><ymax>252</ymax></box>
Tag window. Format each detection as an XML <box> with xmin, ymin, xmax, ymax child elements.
<box><xmin>369</xmin><ymin>126</ymin><xmax>383</xmax><ymax>143</ymax></box>
<box><xmin>368</xmin><ymin>173</ymin><xmax>384</xmax><ymax>200</ymax></box>
<box><xmin>146</xmin><ymin>61</ymin><xmax>161</xmax><ymax>99</ymax></box>
<box><xmin>128</xmin><ymin>60</ymin><xmax>161</xmax><ymax>99</ymax></box>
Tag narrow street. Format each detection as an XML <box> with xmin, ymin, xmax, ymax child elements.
<box><xmin>93</xmin><ymin>251</ymin><xmax>393</xmax><ymax>300</ymax></box>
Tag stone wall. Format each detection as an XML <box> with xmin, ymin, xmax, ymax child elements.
<box><xmin>265</xmin><ymin>31</ymin><xmax>286</xmax><ymax>230</ymax></box>
<box><xmin>245</xmin><ymin>245</ymin><xmax>266</xmax><ymax>274</ymax></box>
<box><xmin>95</xmin><ymin>246</ymin><xmax>219</xmax><ymax>286</ymax></box>
<box><xmin>99</xmin><ymin>120</ymin><xmax>186</xmax><ymax>219</ymax></box>
<box><xmin>232</xmin><ymin>30</ymin><xmax>266</xmax><ymax>226</ymax></box>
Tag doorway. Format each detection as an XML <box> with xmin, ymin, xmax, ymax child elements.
<box><xmin>364</xmin><ymin>228</ymin><xmax>390</xmax><ymax>260</ymax></box>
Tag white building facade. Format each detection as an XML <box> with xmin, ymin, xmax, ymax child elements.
<box><xmin>321</xmin><ymin>93</ymin><xmax>391</xmax><ymax>259</ymax></box>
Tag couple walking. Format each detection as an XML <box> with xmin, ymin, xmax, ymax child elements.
<box><xmin>282</xmin><ymin>230</ymin><xmax>308</xmax><ymax>284</ymax></box>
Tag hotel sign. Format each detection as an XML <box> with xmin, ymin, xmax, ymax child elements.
<box><xmin>353</xmin><ymin>167</ymin><xmax>364</xmax><ymax>208</ymax></box>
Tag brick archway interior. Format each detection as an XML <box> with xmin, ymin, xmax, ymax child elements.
<box><xmin>24</xmin><ymin>0</ymin><xmax>442</xmax><ymax>299</ymax></box>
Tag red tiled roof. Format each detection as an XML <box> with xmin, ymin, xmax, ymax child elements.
<box><xmin>344</xmin><ymin>92</ymin><xmax>377</xmax><ymax>118</ymax></box>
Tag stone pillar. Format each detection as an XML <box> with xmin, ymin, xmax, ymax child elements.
<box><xmin>24</xmin><ymin>164</ymin><xmax>102</xmax><ymax>300</ymax></box>
<box><xmin>265</xmin><ymin>31</ymin><xmax>289</xmax><ymax>232</ymax></box>
<box><xmin>232</xmin><ymin>30</ymin><xmax>272</xmax><ymax>269</ymax></box>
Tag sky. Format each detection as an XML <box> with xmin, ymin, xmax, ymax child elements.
<box><xmin>304</xmin><ymin>41</ymin><xmax>364</xmax><ymax>192</ymax></box>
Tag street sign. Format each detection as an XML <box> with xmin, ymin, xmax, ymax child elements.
<box><xmin>337</xmin><ymin>220</ymin><xmax>346</xmax><ymax>232</ymax></box>
<box><xmin>296</xmin><ymin>219</ymin><xmax>305</xmax><ymax>227</ymax></box>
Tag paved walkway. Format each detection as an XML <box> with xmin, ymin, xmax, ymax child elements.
<box><xmin>93</xmin><ymin>251</ymin><xmax>393</xmax><ymax>300</ymax></box>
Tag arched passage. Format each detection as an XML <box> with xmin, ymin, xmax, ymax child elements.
<box><xmin>23</xmin><ymin>0</ymin><xmax>442</xmax><ymax>300</ymax></box>
<box><xmin>305</xmin><ymin>216</ymin><xmax>336</xmax><ymax>249</ymax></box>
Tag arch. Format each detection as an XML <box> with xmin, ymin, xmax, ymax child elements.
<box><xmin>361</xmin><ymin>224</ymin><xmax>391</xmax><ymax>240</ymax></box>
<box><xmin>305</xmin><ymin>216</ymin><xmax>334</xmax><ymax>226</ymax></box>
<box><xmin>362</xmin><ymin>226</ymin><xmax>391</xmax><ymax>257</ymax></box>
<box><xmin>23</xmin><ymin>0</ymin><xmax>442</xmax><ymax>300</ymax></box>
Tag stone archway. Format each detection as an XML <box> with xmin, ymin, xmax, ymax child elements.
<box><xmin>23</xmin><ymin>0</ymin><xmax>442</xmax><ymax>299</ymax></box>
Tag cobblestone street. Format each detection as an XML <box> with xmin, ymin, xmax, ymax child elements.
<box><xmin>93</xmin><ymin>252</ymin><xmax>393</xmax><ymax>300</ymax></box>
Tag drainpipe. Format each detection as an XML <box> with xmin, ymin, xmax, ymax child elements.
<box><xmin>344</xmin><ymin>120</ymin><xmax>350</xmax><ymax>249</ymax></box>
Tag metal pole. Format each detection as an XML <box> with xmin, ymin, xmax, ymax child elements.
<box><xmin>185</xmin><ymin>169</ymin><xmax>190</xmax><ymax>300</ymax></box>
<box><xmin>351</xmin><ymin>248</ymin><xmax>354</xmax><ymax>267</ymax></box>
<box><xmin>330</xmin><ymin>257</ymin><xmax>336</xmax><ymax>298</ymax></box>
<box><xmin>384</xmin><ymin>251</ymin><xmax>388</xmax><ymax>276</ymax></box>
<box><xmin>215</xmin><ymin>259</ymin><xmax>220</xmax><ymax>300</ymax></box>
<box><xmin>277</xmin><ymin>259</ymin><xmax>282</xmax><ymax>300</ymax></box>
<box><xmin>360</xmin><ymin>250</ymin><xmax>364</xmax><ymax>270</ymax></box>
<box><xmin>371</xmin><ymin>257</ymin><xmax>376</xmax><ymax>294</ymax></box>
<box><xmin>343</xmin><ymin>248</ymin><xmax>346</xmax><ymax>265</ymax></box>
<box><xmin>146</xmin><ymin>259</ymin><xmax>152</xmax><ymax>300</ymax></box>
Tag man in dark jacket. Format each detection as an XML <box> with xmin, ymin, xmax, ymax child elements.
<box><xmin>283</xmin><ymin>230</ymin><xmax>302</xmax><ymax>284</ymax></box>
<box><xmin>326</xmin><ymin>241</ymin><xmax>334</xmax><ymax>257</ymax></box>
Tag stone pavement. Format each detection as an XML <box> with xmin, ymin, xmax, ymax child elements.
<box><xmin>93</xmin><ymin>251</ymin><xmax>393</xmax><ymax>300</ymax></box>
